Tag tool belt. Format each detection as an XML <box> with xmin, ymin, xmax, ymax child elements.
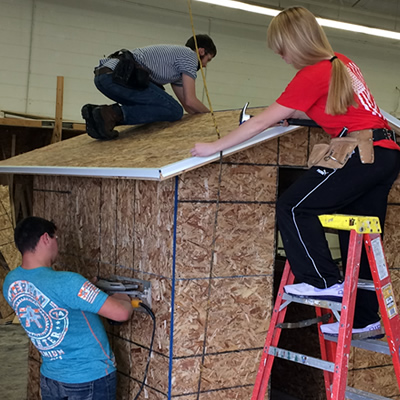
<box><xmin>94</xmin><ymin>67</ymin><xmax>113</xmax><ymax>76</ymax></box>
<box><xmin>105</xmin><ymin>49</ymin><xmax>150</xmax><ymax>90</ymax></box>
<box><xmin>308</xmin><ymin>128</ymin><xmax>396</xmax><ymax>169</ymax></box>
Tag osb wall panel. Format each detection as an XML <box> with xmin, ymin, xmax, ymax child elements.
<box><xmin>173</xmin><ymin>279</ymin><xmax>209</xmax><ymax>357</ymax></box>
<box><xmin>213</xmin><ymin>203</ymin><xmax>276</xmax><ymax>277</ymax></box>
<box><xmin>134</xmin><ymin>180</ymin><xmax>175</xmax><ymax>277</ymax></box>
<box><xmin>348</xmin><ymin>365</ymin><xmax>400</xmax><ymax>398</ymax></box>
<box><xmin>206</xmin><ymin>276</ymin><xmax>273</xmax><ymax>353</ymax></box>
<box><xmin>383</xmin><ymin>205</ymin><xmax>400</xmax><ymax>268</ymax></box>
<box><xmin>278</xmin><ymin>126</ymin><xmax>309</xmax><ymax>166</ymax></box>
<box><xmin>175</xmin><ymin>202</ymin><xmax>217</xmax><ymax>280</ymax></box>
<box><xmin>200</xmin><ymin>349</ymin><xmax>259</xmax><ymax>391</ymax></box>
<box><xmin>219</xmin><ymin>165</ymin><xmax>278</xmax><ymax>202</ymax></box>
<box><xmin>199</xmin><ymin>386</ymin><xmax>254</xmax><ymax>399</ymax></box>
<box><xmin>129</xmin><ymin>274</ymin><xmax>172</xmax><ymax>356</ymax></box>
<box><xmin>224</xmin><ymin>138</ymin><xmax>279</xmax><ymax>165</ymax></box>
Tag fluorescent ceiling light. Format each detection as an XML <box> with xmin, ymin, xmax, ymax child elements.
<box><xmin>194</xmin><ymin>0</ymin><xmax>400</xmax><ymax>41</ymax></box>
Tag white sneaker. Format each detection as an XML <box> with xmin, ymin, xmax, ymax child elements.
<box><xmin>284</xmin><ymin>282</ymin><xmax>344</xmax><ymax>301</ymax></box>
<box><xmin>320</xmin><ymin>321</ymin><xmax>384</xmax><ymax>339</ymax></box>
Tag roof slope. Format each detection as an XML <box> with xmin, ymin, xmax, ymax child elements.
<box><xmin>0</xmin><ymin>107</ymin><xmax>302</xmax><ymax>180</ymax></box>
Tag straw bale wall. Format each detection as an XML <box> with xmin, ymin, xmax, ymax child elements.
<box><xmin>23</xmin><ymin>125</ymin><xmax>400</xmax><ymax>400</ymax></box>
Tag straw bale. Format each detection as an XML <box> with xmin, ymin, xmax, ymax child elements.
<box><xmin>27</xmin><ymin>358</ymin><xmax>41</xmax><ymax>400</ymax></box>
<box><xmin>383</xmin><ymin>205</ymin><xmax>400</xmax><ymax>268</ymax></box>
<box><xmin>213</xmin><ymin>203</ymin><xmax>276</xmax><ymax>277</ymax></box>
<box><xmin>175</xmin><ymin>202</ymin><xmax>216</xmax><ymax>280</ymax></box>
<box><xmin>224</xmin><ymin>138</ymin><xmax>279</xmax><ymax>165</ymax></box>
<box><xmin>134</xmin><ymin>180</ymin><xmax>175</xmax><ymax>277</ymax></box>
<box><xmin>348</xmin><ymin>366</ymin><xmax>400</xmax><ymax>398</ymax></box>
<box><xmin>130</xmin><ymin>274</ymin><xmax>172</xmax><ymax>355</ymax></box>
<box><xmin>279</xmin><ymin>127</ymin><xmax>309</xmax><ymax>166</ymax></box>
<box><xmin>206</xmin><ymin>276</ymin><xmax>273</xmax><ymax>353</ymax></box>
<box><xmin>199</xmin><ymin>386</ymin><xmax>253</xmax><ymax>399</ymax></box>
<box><xmin>219</xmin><ymin>165</ymin><xmax>278</xmax><ymax>202</ymax></box>
<box><xmin>173</xmin><ymin>279</ymin><xmax>209</xmax><ymax>357</ymax></box>
<box><xmin>200</xmin><ymin>349</ymin><xmax>259</xmax><ymax>391</ymax></box>
<box><xmin>100</xmin><ymin>179</ymin><xmax>117</xmax><ymax>265</ymax></box>
<box><xmin>116</xmin><ymin>179</ymin><xmax>136</xmax><ymax>276</ymax></box>
<box><xmin>178</xmin><ymin>163</ymin><xmax>221</xmax><ymax>201</ymax></box>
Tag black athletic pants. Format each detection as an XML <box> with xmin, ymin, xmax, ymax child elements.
<box><xmin>276</xmin><ymin>146</ymin><xmax>400</xmax><ymax>327</ymax></box>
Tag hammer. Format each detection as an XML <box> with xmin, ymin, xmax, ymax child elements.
<box><xmin>239</xmin><ymin>102</ymin><xmax>321</xmax><ymax>128</ymax></box>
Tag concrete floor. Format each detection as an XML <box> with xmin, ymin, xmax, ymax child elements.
<box><xmin>0</xmin><ymin>323</ymin><xmax>300</xmax><ymax>400</ymax></box>
<box><xmin>0</xmin><ymin>323</ymin><xmax>29</xmax><ymax>400</ymax></box>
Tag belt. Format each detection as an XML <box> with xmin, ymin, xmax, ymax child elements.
<box><xmin>94</xmin><ymin>67</ymin><xmax>113</xmax><ymax>76</ymax></box>
<box><xmin>371</xmin><ymin>128</ymin><xmax>396</xmax><ymax>142</ymax></box>
<box><xmin>346</xmin><ymin>128</ymin><xmax>396</xmax><ymax>142</ymax></box>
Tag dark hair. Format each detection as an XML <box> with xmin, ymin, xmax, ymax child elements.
<box><xmin>185</xmin><ymin>34</ymin><xmax>217</xmax><ymax>57</ymax></box>
<box><xmin>14</xmin><ymin>216</ymin><xmax>57</xmax><ymax>254</ymax></box>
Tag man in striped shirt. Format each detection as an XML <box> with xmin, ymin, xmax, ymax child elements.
<box><xmin>82</xmin><ymin>34</ymin><xmax>217</xmax><ymax>140</ymax></box>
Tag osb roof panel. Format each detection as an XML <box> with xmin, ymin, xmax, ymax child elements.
<box><xmin>0</xmin><ymin>107</ymin><xmax>299</xmax><ymax>180</ymax></box>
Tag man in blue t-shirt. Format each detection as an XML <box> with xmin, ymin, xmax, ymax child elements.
<box><xmin>81</xmin><ymin>34</ymin><xmax>217</xmax><ymax>140</ymax></box>
<box><xmin>3</xmin><ymin>217</ymin><xmax>133</xmax><ymax>400</ymax></box>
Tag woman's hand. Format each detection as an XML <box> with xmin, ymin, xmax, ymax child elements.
<box><xmin>191</xmin><ymin>142</ymin><xmax>218</xmax><ymax>157</ymax></box>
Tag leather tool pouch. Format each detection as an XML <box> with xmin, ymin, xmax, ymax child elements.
<box><xmin>308</xmin><ymin>137</ymin><xmax>358</xmax><ymax>169</ymax></box>
<box><xmin>109</xmin><ymin>49</ymin><xmax>150</xmax><ymax>90</ymax></box>
<box><xmin>347</xmin><ymin>129</ymin><xmax>374</xmax><ymax>164</ymax></box>
<box><xmin>308</xmin><ymin>129</ymin><xmax>375</xmax><ymax>169</ymax></box>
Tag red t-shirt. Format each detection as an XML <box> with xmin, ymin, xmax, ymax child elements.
<box><xmin>276</xmin><ymin>53</ymin><xmax>399</xmax><ymax>150</ymax></box>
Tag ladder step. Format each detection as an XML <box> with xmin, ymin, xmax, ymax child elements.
<box><xmin>282</xmin><ymin>293</ymin><xmax>342</xmax><ymax>311</ymax></box>
<box><xmin>268</xmin><ymin>346</ymin><xmax>335</xmax><ymax>372</ymax></box>
<box><xmin>357</xmin><ymin>279</ymin><xmax>375</xmax><ymax>291</ymax></box>
<box><xmin>345</xmin><ymin>386</ymin><xmax>391</xmax><ymax>400</ymax></box>
<box><xmin>324</xmin><ymin>334</ymin><xmax>392</xmax><ymax>355</ymax></box>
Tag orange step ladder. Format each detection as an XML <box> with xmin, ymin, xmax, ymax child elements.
<box><xmin>252</xmin><ymin>214</ymin><xmax>400</xmax><ymax>400</ymax></box>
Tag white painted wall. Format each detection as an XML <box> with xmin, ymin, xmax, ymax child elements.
<box><xmin>1</xmin><ymin>0</ymin><xmax>400</xmax><ymax>121</ymax></box>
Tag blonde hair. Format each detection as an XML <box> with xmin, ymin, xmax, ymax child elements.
<box><xmin>267</xmin><ymin>7</ymin><xmax>356</xmax><ymax>115</ymax></box>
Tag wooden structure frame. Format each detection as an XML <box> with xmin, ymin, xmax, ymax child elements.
<box><xmin>0</xmin><ymin>109</ymin><xmax>399</xmax><ymax>399</ymax></box>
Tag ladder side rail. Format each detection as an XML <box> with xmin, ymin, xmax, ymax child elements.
<box><xmin>316</xmin><ymin>307</ymin><xmax>336</xmax><ymax>399</ymax></box>
<box><xmin>331</xmin><ymin>229</ymin><xmax>363</xmax><ymax>400</ymax></box>
<box><xmin>252</xmin><ymin>260</ymin><xmax>295</xmax><ymax>400</ymax></box>
<box><xmin>364</xmin><ymin>233</ymin><xmax>400</xmax><ymax>388</ymax></box>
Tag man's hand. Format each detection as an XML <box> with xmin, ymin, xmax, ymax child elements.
<box><xmin>191</xmin><ymin>142</ymin><xmax>218</xmax><ymax>157</ymax></box>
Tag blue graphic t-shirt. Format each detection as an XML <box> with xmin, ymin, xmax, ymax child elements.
<box><xmin>3</xmin><ymin>266</ymin><xmax>116</xmax><ymax>383</ymax></box>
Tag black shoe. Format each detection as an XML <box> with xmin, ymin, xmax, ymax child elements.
<box><xmin>92</xmin><ymin>105</ymin><xmax>122</xmax><ymax>140</ymax></box>
<box><xmin>81</xmin><ymin>104</ymin><xmax>103</xmax><ymax>139</ymax></box>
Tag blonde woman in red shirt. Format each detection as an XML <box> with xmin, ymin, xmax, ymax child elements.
<box><xmin>191</xmin><ymin>6</ymin><xmax>400</xmax><ymax>337</ymax></box>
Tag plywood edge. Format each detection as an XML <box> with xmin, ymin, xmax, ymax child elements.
<box><xmin>0</xmin><ymin>125</ymin><xmax>300</xmax><ymax>181</ymax></box>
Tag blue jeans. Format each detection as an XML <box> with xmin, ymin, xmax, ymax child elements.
<box><xmin>94</xmin><ymin>74</ymin><xmax>183</xmax><ymax>125</ymax></box>
<box><xmin>40</xmin><ymin>372</ymin><xmax>117</xmax><ymax>400</ymax></box>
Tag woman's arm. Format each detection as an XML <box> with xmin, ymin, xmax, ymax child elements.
<box><xmin>191</xmin><ymin>102</ymin><xmax>296</xmax><ymax>157</ymax></box>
